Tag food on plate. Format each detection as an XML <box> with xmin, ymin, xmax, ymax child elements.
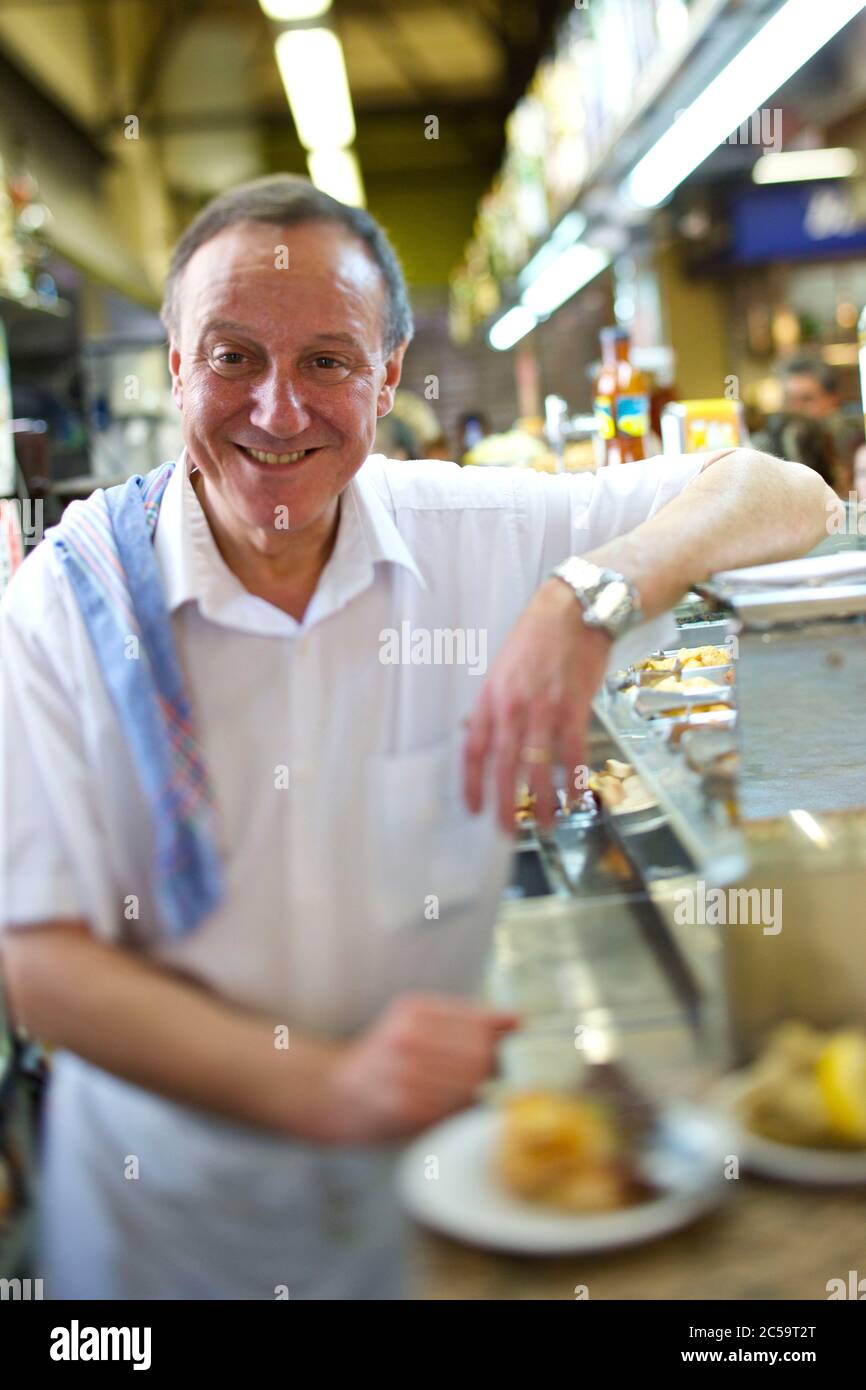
<box><xmin>631</xmin><ymin>645</ymin><xmax>733</xmax><ymax>686</ymax></box>
<box><xmin>562</xmin><ymin>440</ymin><xmax>596</xmax><ymax>473</ymax></box>
<box><xmin>591</xmin><ymin>772</ymin><xmax>624</xmax><ymax>808</ymax></box>
<box><xmin>678</xmin><ymin>645</ymin><xmax>731</xmax><ymax>669</ymax></box>
<box><xmin>495</xmin><ymin>1090</ymin><xmax>646</xmax><ymax>1212</ymax></box>
<box><xmin>598</xmin><ymin>843</ymin><xmax>633</xmax><ymax>879</ymax></box>
<box><xmin>463</xmin><ymin>430</ymin><xmax>547</xmax><ymax>469</ymax></box>
<box><xmin>514</xmin><ymin>781</ymin><xmax>594</xmax><ymax>827</ymax></box>
<box><xmin>604</xmin><ymin>759</ymin><xmax>632</xmax><ymax>780</ymax></box>
<box><xmin>647</xmin><ymin>675</ymin><xmax>730</xmax><ymax>717</ymax></box>
<box><xmin>635</xmin><ymin>654</ymin><xmax>678</xmax><ymax>673</ymax></box>
<box><xmin>589</xmin><ymin>758</ymin><xmax>657</xmax><ymax>814</ymax></box>
<box><xmin>514</xmin><ymin>786</ymin><xmax>536</xmax><ymax>826</ymax></box>
<box><xmin>653</xmin><ymin>675</ymin><xmax>725</xmax><ymax>696</ymax></box>
<box><xmin>817</xmin><ymin>1032</ymin><xmax>866</xmax><ymax>1143</ymax></box>
<box><xmin>736</xmin><ymin>1023</ymin><xmax>866</xmax><ymax>1149</ymax></box>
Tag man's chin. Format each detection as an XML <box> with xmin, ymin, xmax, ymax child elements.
<box><xmin>191</xmin><ymin>440</ymin><xmax>362</xmax><ymax>534</ymax></box>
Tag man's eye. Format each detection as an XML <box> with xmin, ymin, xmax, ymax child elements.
<box><xmin>313</xmin><ymin>356</ymin><xmax>344</xmax><ymax>370</ymax></box>
<box><xmin>215</xmin><ymin>351</ymin><xmax>246</xmax><ymax>365</ymax></box>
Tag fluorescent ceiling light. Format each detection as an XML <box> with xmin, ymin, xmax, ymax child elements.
<box><xmin>520</xmin><ymin>242</ymin><xmax>610</xmax><ymax>317</ymax></box>
<box><xmin>260</xmin><ymin>0</ymin><xmax>332</xmax><ymax>19</ymax></box>
<box><xmin>550</xmin><ymin>211</ymin><xmax>587</xmax><ymax>250</ymax></box>
<box><xmin>517</xmin><ymin>213</ymin><xmax>586</xmax><ymax>291</ymax></box>
<box><xmin>275</xmin><ymin>27</ymin><xmax>355</xmax><ymax>150</ymax></box>
<box><xmin>626</xmin><ymin>0</ymin><xmax>866</xmax><ymax>208</ymax></box>
<box><xmin>753</xmin><ymin>147</ymin><xmax>859</xmax><ymax>183</ymax></box>
<box><xmin>307</xmin><ymin>148</ymin><xmax>365</xmax><ymax>206</ymax></box>
<box><xmin>488</xmin><ymin>305</ymin><xmax>537</xmax><ymax>351</ymax></box>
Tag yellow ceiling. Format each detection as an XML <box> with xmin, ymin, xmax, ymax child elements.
<box><xmin>0</xmin><ymin>0</ymin><xmax>567</xmax><ymax>291</ymax></box>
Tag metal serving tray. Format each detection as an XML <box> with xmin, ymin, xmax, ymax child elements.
<box><xmin>633</xmin><ymin>684</ymin><xmax>734</xmax><ymax>717</ymax></box>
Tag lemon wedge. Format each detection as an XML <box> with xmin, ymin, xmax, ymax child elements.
<box><xmin>817</xmin><ymin>1032</ymin><xmax>866</xmax><ymax>1143</ymax></box>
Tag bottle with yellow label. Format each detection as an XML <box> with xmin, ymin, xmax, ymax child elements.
<box><xmin>593</xmin><ymin>327</ymin><xmax>649</xmax><ymax>466</ymax></box>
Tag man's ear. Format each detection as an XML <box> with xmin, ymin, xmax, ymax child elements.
<box><xmin>376</xmin><ymin>341</ymin><xmax>408</xmax><ymax>418</ymax></box>
<box><xmin>168</xmin><ymin>342</ymin><xmax>183</xmax><ymax>410</ymax></box>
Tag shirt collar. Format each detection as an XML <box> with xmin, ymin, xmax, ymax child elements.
<box><xmin>348</xmin><ymin>453</ymin><xmax>426</xmax><ymax>589</ymax></box>
<box><xmin>153</xmin><ymin>449</ymin><xmax>426</xmax><ymax>636</ymax></box>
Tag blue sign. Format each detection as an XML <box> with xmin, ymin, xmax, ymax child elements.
<box><xmin>729</xmin><ymin>183</ymin><xmax>866</xmax><ymax>263</ymax></box>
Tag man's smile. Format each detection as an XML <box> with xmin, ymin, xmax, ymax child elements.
<box><xmin>233</xmin><ymin>443</ymin><xmax>322</xmax><ymax>468</ymax></box>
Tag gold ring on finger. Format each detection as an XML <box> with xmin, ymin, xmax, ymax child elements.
<box><xmin>520</xmin><ymin>745</ymin><xmax>553</xmax><ymax>764</ymax></box>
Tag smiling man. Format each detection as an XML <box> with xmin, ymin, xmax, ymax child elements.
<box><xmin>0</xmin><ymin>175</ymin><xmax>835</xmax><ymax>1301</ymax></box>
<box><xmin>170</xmin><ymin>215</ymin><xmax>403</xmax><ymax>619</ymax></box>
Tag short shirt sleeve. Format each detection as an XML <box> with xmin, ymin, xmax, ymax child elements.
<box><xmin>0</xmin><ymin>545</ymin><xmax>117</xmax><ymax>937</ymax></box>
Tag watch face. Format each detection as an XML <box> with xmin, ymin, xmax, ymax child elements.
<box><xmin>553</xmin><ymin>560</ymin><xmax>642</xmax><ymax>636</ymax></box>
<box><xmin>594</xmin><ymin>580</ymin><xmax>630</xmax><ymax>624</ymax></box>
<box><xmin>572</xmin><ymin>559</ymin><xmax>602</xmax><ymax>588</ymax></box>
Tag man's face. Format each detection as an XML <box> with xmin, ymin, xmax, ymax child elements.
<box><xmin>168</xmin><ymin>219</ymin><xmax>405</xmax><ymax>540</ymax></box>
<box><xmin>782</xmin><ymin>373</ymin><xmax>838</xmax><ymax>421</ymax></box>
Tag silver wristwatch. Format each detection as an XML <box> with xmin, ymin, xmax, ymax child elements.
<box><xmin>550</xmin><ymin>556</ymin><xmax>643</xmax><ymax>640</ymax></box>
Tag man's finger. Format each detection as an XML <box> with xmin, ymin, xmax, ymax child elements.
<box><xmin>493</xmin><ymin>708</ymin><xmax>524</xmax><ymax>834</ymax></box>
<box><xmin>406</xmin><ymin>997</ymin><xmax>520</xmax><ymax>1031</ymax></box>
<box><xmin>522</xmin><ymin>700</ymin><xmax>558</xmax><ymax>828</ymax></box>
<box><xmin>463</xmin><ymin>695</ymin><xmax>493</xmax><ymax>814</ymax></box>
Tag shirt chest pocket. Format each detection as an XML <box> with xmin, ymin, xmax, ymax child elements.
<box><xmin>367</xmin><ymin>731</ymin><xmax>496</xmax><ymax>934</ymax></box>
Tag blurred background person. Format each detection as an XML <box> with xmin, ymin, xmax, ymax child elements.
<box><xmin>778</xmin><ymin>357</ymin><xmax>864</xmax><ymax>493</ymax></box>
<box><xmin>374</xmin><ymin>412</ymin><xmax>418</xmax><ymax>460</ymax></box>
<box><xmin>457</xmin><ymin>410</ymin><xmax>492</xmax><ymax>463</ymax></box>
<box><xmin>751</xmin><ymin>411</ymin><xmax>839</xmax><ymax>493</ymax></box>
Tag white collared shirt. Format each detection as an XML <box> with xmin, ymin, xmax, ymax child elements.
<box><xmin>1</xmin><ymin>449</ymin><xmax>703</xmax><ymax>1028</ymax></box>
<box><xmin>0</xmin><ymin>448</ymin><xmax>703</xmax><ymax>1297</ymax></box>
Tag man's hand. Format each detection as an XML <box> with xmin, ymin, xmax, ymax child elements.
<box><xmin>2</xmin><ymin>928</ymin><xmax>518</xmax><ymax>1146</ymax></box>
<box><xmin>463</xmin><ymin>577</ymin><xmax>612</xmax><ymax>833</ymax></box>
<box><xmin>329</xmin><ymin>994</ymin><xmax>519</xmax><ymax>1142</ymax></box>
<box><xmin>463</xmin><ymin>449</ymin><xmax>835</xmax><ymax>834</ymax></box>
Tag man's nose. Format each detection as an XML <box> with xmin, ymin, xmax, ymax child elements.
<box><xmin>249</xmin><ymin>370</ymin><xmax>313</xmax><ymax>439</ymax></box>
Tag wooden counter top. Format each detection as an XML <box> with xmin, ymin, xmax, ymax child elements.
<box><xmin>409</xmin><ymin>1178</ymin><xmax>866</xmax><ymax>1300</ymax></box>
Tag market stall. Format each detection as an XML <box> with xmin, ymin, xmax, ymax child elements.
<box><xmin>399</xmin><ymin>534</ymin><xmax>866</xmax><ymax>1290</ymax></box>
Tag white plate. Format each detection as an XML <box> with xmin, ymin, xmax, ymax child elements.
<box><xmin>711</xmin><ymin>1073</ymin><xmax>866</xmax><ymax>1186</ymax></box>
<box><xmin>711</xmin><ymin>553</ymin><xmax>866</xmax><ymax>589</ymax></box>
<box><xmin>398</xmin><ymin>1102</ymin><xmax>731</xmax><ymax>1255</ymax></box>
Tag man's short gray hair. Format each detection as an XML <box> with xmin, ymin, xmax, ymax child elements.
<box><xmin>160</xmin><ymin>173</ymin><xmax>414</xmax><ymax>355</ymax></box>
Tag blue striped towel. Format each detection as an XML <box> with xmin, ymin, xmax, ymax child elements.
<box><xmin>49</xmin><ymin>460</ymin><xmax>224</xmax><ymax>938</ymax></box>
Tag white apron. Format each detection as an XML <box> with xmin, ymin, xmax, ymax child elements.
<box><xmin>39</xmin><ymin>1052</ymin><xmax>408</xmax><ymax>1300</ymax></box>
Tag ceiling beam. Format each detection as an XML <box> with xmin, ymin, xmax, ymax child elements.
<box><xmin>131</xmin><ymin>0</ymin><xmax>203</xmax><ymax>114</ymax></box>
<box><xmin>363</xmin><ymin>0</ymin><xmax>501</xmax><ymax>168</ymax></box>
<box><xmin>452</xmin><ymin>0</ymin><xmax>569</xmax><ymax>105</ymax></box>
<box><xmin>121</xmin><ymin>91</ymin><xmax>515</xmax><ymax>136</ymax></box>
<box><xmin>83</xmin><ymin>0</ymin><xmax>121</xmax><ymax>126</ymax></box>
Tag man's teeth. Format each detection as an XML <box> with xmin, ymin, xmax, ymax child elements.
<box><xmin>246</xmin><ymin>447</ymin><xmax>307</xmax><ymax>464</ymax></box>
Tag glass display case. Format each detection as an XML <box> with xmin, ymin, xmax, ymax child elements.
<box><xmin>494</xmin><ymin>546</ymin><xmax>866</xmax><ymax>1084</ymax></box>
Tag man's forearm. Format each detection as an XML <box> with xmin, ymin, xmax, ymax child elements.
<box><xmin>583</xmin><ymin>450</ymin><xmax>838</xmax><ymax>621</ymax></box>
<box><xmin>1</xmin><ymin>924</ymin><xmax>344</xmax><ymax>1142</ymax></box>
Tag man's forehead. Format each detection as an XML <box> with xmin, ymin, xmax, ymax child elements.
<box><xmin>180</xmin><ymin>221</ymin><xmax>384</xmax><ymax>329</ymax></box>
<box><xmin>185</xmin><ymin>220</ymin><xmax>379</xmax><ymax>286</ymax></box>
